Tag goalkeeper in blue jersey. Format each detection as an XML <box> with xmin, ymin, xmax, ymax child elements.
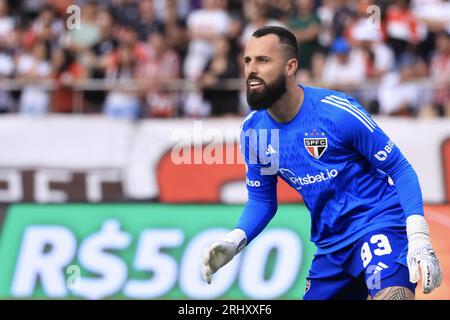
<box><xmin>200</xmin><ymin>26</ymin><xmax>442</xmax><ymax>300</ymax></box>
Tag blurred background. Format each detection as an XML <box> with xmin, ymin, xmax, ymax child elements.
<box><xmin>0</xmin><ymin>0</ymin><xmax>449</xmax><ymax>300</ymax></box>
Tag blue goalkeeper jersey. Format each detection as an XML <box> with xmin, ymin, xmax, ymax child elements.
<box><xmin>238</xmin><ymin>85</ymin><xmax>424</xmax><ymax>254</ymax></box>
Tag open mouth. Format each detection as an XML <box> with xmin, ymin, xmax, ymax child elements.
<box><xmin>248</xmin><ymin>79</ymin><xmax>264</xmax><ymax>90</ymax></box>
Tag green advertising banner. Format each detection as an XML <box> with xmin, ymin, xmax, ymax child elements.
<box><xmin>0</xmin><ymin>204</ymin><xmax>315</xmax><ymax>299</ymax></box>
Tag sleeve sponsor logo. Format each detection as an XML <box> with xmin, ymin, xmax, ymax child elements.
<box><xmin>374</xmin><ymin>140</ymin><xmax>395</xmax><ymax>161</ymax></box>
<box><xmin>246</xmin><ymin>179</ymin><xmax>261</xmax><ymax>187</ymax></box>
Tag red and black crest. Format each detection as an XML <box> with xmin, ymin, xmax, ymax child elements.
<box><xmin>304</xmin><ymin>137</ymin><xmax>328</xmax><ymax>159</ymax></box>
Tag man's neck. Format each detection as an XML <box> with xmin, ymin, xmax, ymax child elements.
<box><xmin>267</xmin><ymin>83</ymin><xmax>304</xmax><ymax>123</ymax></box>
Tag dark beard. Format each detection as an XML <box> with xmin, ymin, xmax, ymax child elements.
<box><xmin>246</xmin><ymin>74</ymin><xmax>287</xmax><ymax>110</ymax></box>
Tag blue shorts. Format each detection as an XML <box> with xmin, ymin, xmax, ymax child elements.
<box><xmin>303</xmin><ymin>227</ymin><xmax>416</xmax><ymax>300</ymax></box>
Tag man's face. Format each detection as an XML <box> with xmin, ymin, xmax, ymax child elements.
<box><xmin>243</xmin><ymin>34</ymin><xmax>288</xmax><ymax>110</ymax></box>
<box><xmin>337</xmin><ymin>52</ymin><xmax>349</xmax><ymax>64</ymax></box>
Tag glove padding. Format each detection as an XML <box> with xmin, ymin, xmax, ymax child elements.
<box><xmin>406</xmin><ymin>215</ymin><xmax>442</xmax><ymax>294</ymax></box>
<box><xmin>201</xmin><ymin>229</ymin><xmax>246</xmax><ymax>284</ymax></box>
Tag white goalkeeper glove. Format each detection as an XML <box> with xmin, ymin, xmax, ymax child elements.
<box><xmin>200</xmin><ymin>229</ymin><xmax>247</xmax><ymax>284</ymax></box>
<box><xmin>406</xmin><ymin>214</ymin><xmax>442</xmax><ymax>294</ymax></box>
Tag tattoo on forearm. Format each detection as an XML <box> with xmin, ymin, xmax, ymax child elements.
<box><xmin>374</xmin><ymin>286</ymin><xmax>414</xmax><ymax>300</ymax></box>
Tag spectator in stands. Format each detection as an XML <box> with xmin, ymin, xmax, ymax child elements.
<box><xmin>200</xmin><ymin>35</ymin><xmax>240</xmax><ymax>116</ymax></box>
<box><xmin>162</xmin><ymin>0</ymin><xmax>189</xmax><ymax>71</ymax></box>
<box><xmin>385</xmin><ymin>0</ymin><xmax>424</xmax><ymax>64</ymax></box>
<box><xmin>412</xmin><ymin>0</ymin><xmax>450</xmax><ymax>33</ymax></box>
<box><xmin>115</xmin><ymin>25</ymin><xmax>150</xmax><ymax>65</ymax></box>
<box><xmin>20</xmin><ymin>0</ymin><xmax>45</xmax><ymax>21</ymax></box>
<box><xmin>429</xmin><ymin>29</ymin><xmax>450</xmax><ymax>116</ymax></box>
<box><xmin>351</xmin><ymin>23</ymin><xmax>395</xmax><ymax>80</ymax></box>
<box><xmin>316</xmin><ymin>0</ymin><xmax>336</xmax><ymax>48</ymax></box>
<box><xmin>0</xmin><ymin>0</ymin><xmax>447</xmax><ymax>119</ymax></box>
<box><xmin>140</xmin><ymin>27</ymin><xmax>180</xmax><ymax>117</ymax></box>
<box><xmin>93</xmin><ymin>7</ymin><xmax>119</xmax><ymax>57</ymax></box>
<box><xmin>29</xmin><ymin>4</ymin><xmax>64</xmax><ymax>50</ymax></box>
<box><xmin>183</xmin><ymin>0</ymin><xmax>232</xmax><ymax>116</ymax></box>
<box><xmin>0</xmin><ymin>0</ymin><xmax>14</xmax><ymax>39</ymax></box>
<box><xmin>270</xmin><ymin>0</ymin><xmax>295</xmax><ymax>24</ymax></box>
<box><xmin>378</xmin><ymin>51</ymin><xmax>429</xmax><ymax>116</ymax></box>
<box><xmin>225</xmin><ymin>3</ymin><xmax>245</xmax><ymax>54</ymax></box>
<box><xmin>349</xmin><ymin>20</ymin><xmax>396</xmax><ymax>112</ymax></box>
<box><xmin>154</xmin><ymin>0</ymin><xmax>192</xmax><ymax>23</ymax></box>
<box><xmin>184</xmin><ymin>0</ymin><xmax>231</xmax><ymax>80</ymax></box>
<box><xmin>66</xmin><ymin>0</ymin><xmax>100</xmax><ymax>52</ymax></box>
<box><xmin>288</xmin><ymin>0</ymin><xmax>322</xmax><ymax>76</ymax></box>
<box><xmin>134</xmin><ymin>0</ymin><xmax>164</xmax><ymax>42</ymax></box>
<box><xmin>103</xmin><ymin>44</ymin><xmax>142</xmax><ymax>119</ymax></box>
<box><xmin>330</xmin><ymin>0</ymin><xmax>354</xmax><ymax>40</ymax></box>
<box><xmin>46</xmin><ymin>0</ymin><xmax>72</xmax><ymax>18</ymax></box>
<box><xmin>110</xmin><ymin>0</ymin><xmax>140</xmax><ymax>27</ymax></box>
<box><xmin>0</xmin><ymin>0</ymin><xmax>16</xmax><ymax>113</ymax></box>
<box><xmin>85</xmin><ymin>8</ymin><xmax>119</xmax><ymax>112</ymax></box>
<box><xmin>321</xmin><ymin>37</ymin><xmax>366</xmax><ymax>95</ymax></box>
<box><xmin>17</xmin><ymin>41</ymin><xmax>52</xmax><ymax>115</ymax></box>
<box><xmin>412</xmin><ymin>0</ymin><xmax>450</xmax><ymax>64</ymax></box>
<box><xmin>51</xmin><ymin>48</ymin><xmax>86</xmax><ymax>113</ymax></box>
<box><xmin>297</xmin><ymin>0</ymin><xmax>336</xmax><ymax>84</ymax></box>
<box><xmin>240</xmin><ymin>0</ymin><xmax>285</xmax><ymax>48</ymax></box>
<box><xmin>0</xmin><ymin>44</ymin><xmax>14</xmax><ymax>113</ymax></box>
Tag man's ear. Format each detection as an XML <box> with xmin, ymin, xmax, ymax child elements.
<box><xmin>285</xmin><ymin>58</ymin><xmax>298</xmax><ymax>77</ymax></box>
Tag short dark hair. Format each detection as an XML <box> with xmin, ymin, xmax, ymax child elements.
<box><xmin>252</xmin><ymin>26</ymin><xmax>299</xmax><ymax>64</ymax></box>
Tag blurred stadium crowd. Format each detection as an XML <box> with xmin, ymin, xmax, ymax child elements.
<box><xmin>0</xmin><ymin>0</ymin><xmax>449</xmax><ymax>118</ymax></box>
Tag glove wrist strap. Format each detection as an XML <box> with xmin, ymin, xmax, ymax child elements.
<box><xmin>226</xmin><ymin>229</ymin><xmax>247</xmax><ymax>254</ymax></box>
<box><xmin>406</xmin><ymin>214</ymin><xmax>430</xmax><ymax>241</ymax></box>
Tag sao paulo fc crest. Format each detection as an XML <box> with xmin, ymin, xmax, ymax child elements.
<box><xmin>304</xmin><ymin>130</ymin><xmax>327</xmax><ymax>159</ymax></box>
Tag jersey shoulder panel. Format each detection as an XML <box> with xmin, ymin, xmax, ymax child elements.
<box><xmin>310</xmin><ymin>87</ymin><xmax>377</xmax><ymax>133</ymax></box>
<box><xmin>240</xmin><ymin>110</ymin><xmax>266</xmax><ymax>131</ymax></box>
<box><xmin>303</xmin><ymin>86</ymin><xmax>344</xmax><ymax>106</ymax></box>
<box><xmin>304</xmin><ymin>86</ymin><xmax>350</xmax><ymax>124</ymax></box>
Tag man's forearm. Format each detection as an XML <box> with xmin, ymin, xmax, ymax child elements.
<box><xmin>235</xmin><ymin>199</ymin><xmax>278</xmax><ymax>243</ymax></box>
<box><xmin>389</xmin><ymin>159</ymin><xmax>424</xmax><ymax>217</ymax></box>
